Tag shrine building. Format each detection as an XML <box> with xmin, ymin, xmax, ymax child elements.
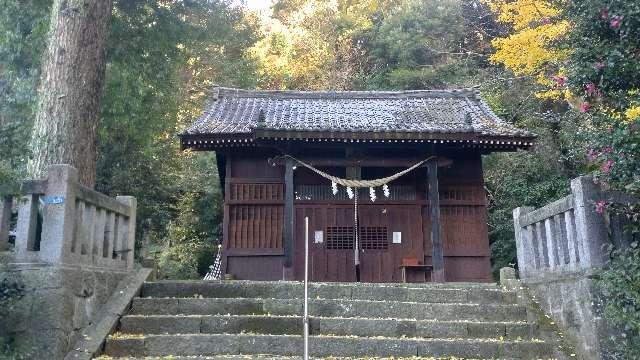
<box><xmin>180</xmin><ymin>87</ymin><xmax>534</xmax><ymax>283</ymax></box>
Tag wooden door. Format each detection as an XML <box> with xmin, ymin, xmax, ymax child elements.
<box><xmin>294</xmin><ymin>204</ymin><xmax>424</xmax><ymax>283</ymax></box>
<box><xmin>358</xmin><ymin>205</ymin><xmax>425</xmax><ymax>282</ymax></box>
<box><xmin>294</xmin><ymin>205</ymin><xmax>356</xmax><ymax>282</ymax></box>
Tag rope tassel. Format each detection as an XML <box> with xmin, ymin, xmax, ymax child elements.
<box><xmin>383</xmin><ymin>184</ymin><xmax>390</xmax><ymax>198</ymax></box>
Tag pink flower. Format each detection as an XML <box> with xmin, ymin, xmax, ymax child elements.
<box><xmin>595</xmin><ymin>61</ymin><xmax>605</xmax><ymax>70</ymax></box>
<box><xmin>585</xmin><ymin>83</ymin><xmax>598</xmax><ymax>96</ymax></box>
<box><xmin>552</xmin><ymin>75</ymin><xmax>566</xmax><ymax>87</ymax></box>
<box><xmin>600</xmin><ymin>8</ymin><xmax>609</xmax><ymax>20</ymax></box>
<box><xmin>603</xmin><ymin>146</ymin><xmax>613</xmax><ymax>153</ymax></box>
<box><xmin>610</xmin><ymin>15</ymin><xmax>622</xmax><ymax>29</ymax></box>
<box><xmin>580</xmin><ymin>102</ymin><xmax>591</xmax><ymax>113</ymax></box>
<box><xmin>602</xmin><ymin>159</ymin><xmax>613</xmax><ymax>173</ymax></box>
<box><xmin>587</xmin><ymin>149</ymin><xmax>600</xmax><ymax>161</ymax></box>
<box><xmin>595</xmin><ymin>200</ymin><xmax>606</xmax><ymax>214</ymax></box>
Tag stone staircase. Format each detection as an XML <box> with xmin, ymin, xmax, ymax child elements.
<box><xmin>98</xmin><ymin>281</ymin><xmax>563</xmax><ymax>359</ymax></box>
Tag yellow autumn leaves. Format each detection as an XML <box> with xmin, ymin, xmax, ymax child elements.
<box><xmin>624</xmin><ymin>106</ymin><xmax>640</xmax><ymax>122</ymax></box>
<box><xmin>486</xmin><ymin>0</ymin><xmax>640</xmax><ymax>123</ymax></box>
<box><xmin>485</xmin><ymin>0</ymin><xmax>569</xmax><ymax>100</ymax></box>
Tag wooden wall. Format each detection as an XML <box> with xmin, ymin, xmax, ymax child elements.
<box><xmin>436</xmin><ymin>152</ymin><xmax>492</xmax><ymax>282</ymax></box>
<box><xmin>222</xmin><ymin>155</ymin><xmax>285</xmax><ymax>280</ymax></box>
<box><xmin>221</xmin><ymin>149</ymin><xmax>492</xmax><ymax>282</ymax></box>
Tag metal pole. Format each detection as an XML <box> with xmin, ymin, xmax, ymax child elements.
<box><xmin>303</xmin><ymin>216</ymin><xmax>309</xmax><ymax>360</ymax></box>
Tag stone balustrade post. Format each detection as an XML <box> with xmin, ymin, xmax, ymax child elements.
<box><xmin>0</xmin><ymin>196</ymin><xmax>11</xmax><ymax>251</ymax></box>
<box><xmin>116</xmin><ymin>196</ymin><xmax>136</xmax><ymax>269</ymax></box>
<box><xmin>14</xmin><ymin>194</ymin><xmax>39</xmax><ymax>256</ymax></box>
<box><xmin>513</xmin><ymin>206</ymin><xmax>535</xmax><ymax>279</ymax></box>
<box><xmin>39</xmin><ymin>164</ymin><xmax>79</xmax><ymax>264</ymax></box>
<box><xmin>571</xmin><ymin>176</ymin><xmax>607</xmax><ymax>268</ymax></box>
<box><xmin>499</xmin><ymin>267</ymin><xmax>519</xmax><ymax>291</ymax></box>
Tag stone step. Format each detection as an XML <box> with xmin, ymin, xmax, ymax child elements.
<box><xmin>96</xmin><ymin>356</ymin><xmax>298</xmax><ymax>360</ymax></box>
<box><xmin>140</xmin><ymin>281</ymin><xmax>513</xmax><ymax>304</ymax></box>
<box><xmin>130</xmin><ymin>297</ymin><xmax>527</xmax><ymax>322</ymax></box>
<box><xmin>98</xmin><ymin>356</ymin><xmax>522</xmax><ymax>360</ymax></box>
<box><xmin>103</xmin><ymin>333</ymin><xmax>554</xmax><ymax>358</ymax></box>
<box><xmin>120</xmin><ymin>314</ymin><xmax>536</xmax><ymax>339</ymax></box>
<box><xmin>98</xmin><ymin>356</ymin><xmax>523</xmax><ymax>360</ymax></box>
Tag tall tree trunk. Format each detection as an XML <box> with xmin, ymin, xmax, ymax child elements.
<box><xmin>27</xmin><ymin>0</ymin><xmax>113</xmax><ymax>187</ymax></box>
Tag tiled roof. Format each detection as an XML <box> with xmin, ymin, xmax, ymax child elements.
<box><xmin>184</xmin><ymin>87</ymin><xmax>533</xmax><ymax>139</ymax></box>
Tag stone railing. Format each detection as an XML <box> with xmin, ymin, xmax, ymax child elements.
<box><xmin>513</xmin><ymin>176</ymin><xmax>636</xmax><ymax>279</ymax></box>
<box><xmin>0</xmin><ymin>164</ymin><xmax>140</xmax><ymax>359</ymax></box>
<box><xmin>0</xmin><ymin>164</ymin><xmax>136</xmax><ymax>270</ymax></box>
<box><xmin>513</xmin><ymin>176</ymin><xmax>638</xmax><ymax>360</ymax></box>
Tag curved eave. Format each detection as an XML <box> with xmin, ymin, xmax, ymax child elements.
<box><xmin>180</xmin><ymin>130</ymin><xmax>536</xmax><ymax>152</ymax></box>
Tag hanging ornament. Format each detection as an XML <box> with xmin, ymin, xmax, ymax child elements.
<box><xmin>383</xmin><ymin>184</ymin><xmax>391</xmax><ymax>198</ymax></box>
<box><xmin>331</xmin><ymin>181</ymin><xmax>338</xmax><ymax>195</ymax></box>
<box><xmin>347</xmin><ymin>187</ymin><xmax>354</xmax><ymax>199</ymax></box>
<box><xmin>369</xmin><ymin>187</ymin><xmax>377</xmax><ymax>202</ymax></box>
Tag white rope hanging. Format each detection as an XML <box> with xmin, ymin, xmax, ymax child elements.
<box><xmin>278</xmin><ymin>154</ymin><xmax>436</xmax><ymax>274</ymax></box>
<box><xmin>283</xmin><ymin>155</ymin><xmax>436</xmax><ymax>188</ymax></box>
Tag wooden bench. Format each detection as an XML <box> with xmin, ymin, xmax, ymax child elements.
<box><xmin>398</xmin><ymin>264</ymin><xmax>433</xmax><ymax>283</ymax></box>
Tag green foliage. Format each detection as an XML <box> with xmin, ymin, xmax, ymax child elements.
<box><xmin>0</xmin><ymin>0</ymin><xmax>51</xmax><ymax>186</ymax></box>
<box><xmin>597</xmin><ymin>243</ymin><xmax>640</xmax><ymax>357</ymax></box>
<box><xmin>365</xmin><ymin>0</ymin><xmax>465</xmax><ymax>89</ymax></box>
<box><xmin>361</xmin><ymin>0</ymin><xmax>501</xmax><ymax>90</ymax></box>
<box><xmin>96</xmin><ymin>0</ymin><xmax>258</xmax><ymax>279</ymax></box>
<box><xmin>553</xmin><ymin>1</ymin><xmax>640</xmax><ymax>356</ymax></box>
<box><xmin>152</xmin><ymin>154</ymin><xmax>223</xmax><ymax>279</ymax></box>
<box><xmin>563</xmin><ymin>0</ymin><xmax>640</xmax><ymax>111</ymax></box>
<box><xmin>482</xmin><ymin>79</ymin><xmax>587</xmax><ymax>277</ymax></box>
<box><xmin>560</xmin><ymin>0</ymin><xmax>640</xmax><ymax>192</ymax></box>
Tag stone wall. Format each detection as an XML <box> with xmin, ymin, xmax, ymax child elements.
<box><xmin>1</xmin><ymin>264</ymin><xmax>128</xmax><ymax>358</ymax></box>
<box><xmin>518</xmin><ymin>268</ymin><xmax>612</xmax><ymax>359</ymax></box>
<box><xmin>513</xmin><ymin>176</ymin><xmax>637</xmax><ymax>360</ymax></box>
<box><xmin>0</xmin><ymin>165</ymin><xmax>138</xmax><ymax>359</ymax></box>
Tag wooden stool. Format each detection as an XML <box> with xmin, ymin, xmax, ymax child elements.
<box><xmin>399</xmin><ymin>264</ymin><xmax>433</xmax><ymax>283</ymax></box>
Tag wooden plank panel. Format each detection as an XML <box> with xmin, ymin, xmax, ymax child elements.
<box><xmin>441</xmin><ymin>205</ymin><xmax>490</xmax><ymax>256</ymax></box>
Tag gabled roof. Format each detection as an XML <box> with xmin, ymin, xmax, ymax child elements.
<box><xmin>181</xmin><ymin>87</ymin><xmax>535</xmax><ymax>150</ymax></box>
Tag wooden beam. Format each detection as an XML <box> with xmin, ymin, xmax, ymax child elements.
<box><xmin>269</xmin><ymin>157</ymin><xmax>452</xmax><ymax>168</ymax></box>
<box><xmin>428</xmin><ymin>159</ymin><xmax>445</xmax><ymax>282</ymax></box>
<box><xmin>283</xmin><ymin>157</ymin><xmax>294</xmax><ymax>268</ymax></box>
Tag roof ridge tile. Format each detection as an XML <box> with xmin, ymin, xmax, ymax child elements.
<box><xmin>214</xmin><ymin>87</ymin><xmax>480</xmax><ymax>100</ymax></box>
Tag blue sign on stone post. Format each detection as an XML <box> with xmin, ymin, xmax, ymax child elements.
<box><xmin>43</xmin><ymin>196</ymin><xmax>65</xmax><ymax>205</ymax></box>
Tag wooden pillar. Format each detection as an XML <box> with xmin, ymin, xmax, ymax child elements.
<box><xmin>221</xmin><ymin>158</ymin><xmax>231</xmax><ymax>278</ymax></box>
<box><xmin>283</xmin><ymin>157</ymin><xmax>295</xmax><ymax>278</ymax></box>
<box><xmin>428</xmin><ymin>159</ymin><xmax>445</xmax><ymax>282</ymax></box>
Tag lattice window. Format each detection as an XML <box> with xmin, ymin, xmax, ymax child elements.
<box><xmin>325</xmin><ymin>226</ymin><xmax>389</xmax><ymax>250</ymax></box>
<box><xmin>325</xmin><ymin>227</ymin><xmax>354</xmax><ymax>250</ymax></box>
<box><xmin>360</xmin><ymin>227</ymin><xmax>389</xmax><ymax>250</ymax></box>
